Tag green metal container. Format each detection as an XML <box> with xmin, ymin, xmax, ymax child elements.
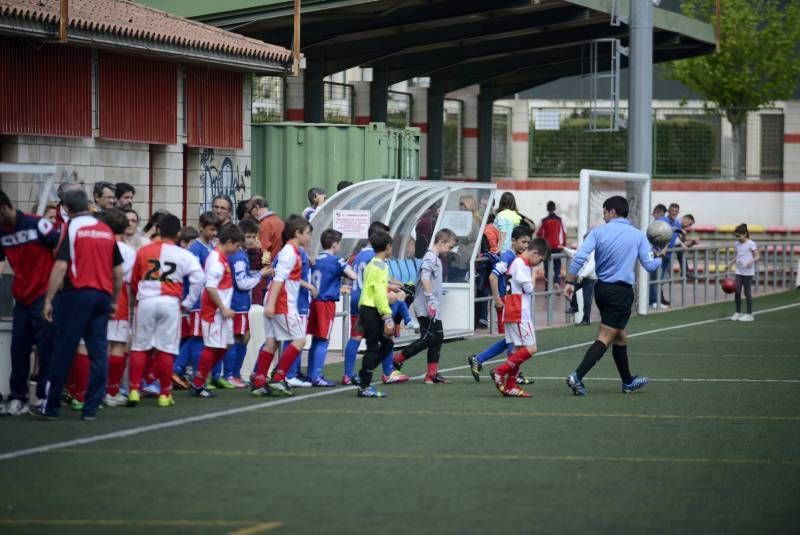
<box><xmin>251</xmin><ymin>122</ymin><xmax>419</xmax><ymax>217</ymax></box>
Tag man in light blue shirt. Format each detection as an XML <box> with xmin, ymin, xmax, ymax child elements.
<box><xmin>563</xmin><ymin>196</ymin><xmax>666</xmax><ymax>396</ymax></box>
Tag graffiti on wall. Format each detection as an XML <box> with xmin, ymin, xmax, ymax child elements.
<box><xmin>199</xmin><ymin>148</ymin><xmax>250</xmax><ymax>217</ymax></box>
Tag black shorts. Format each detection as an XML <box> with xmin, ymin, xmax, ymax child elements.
<box><xmin>594</xmin><ymin>281</ymin><xmax>634</xmax><ymax>330</ymax></box>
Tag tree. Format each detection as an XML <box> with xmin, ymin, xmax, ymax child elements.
<box><xmin>662</xmin><ymin>0</ymin><xmax>800</xmax><ymax>179</ymax></box>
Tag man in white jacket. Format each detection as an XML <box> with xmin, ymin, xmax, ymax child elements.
<box><xmin>562</xmin><ymin>245</ymin><xmax>596</xmax><ymax>326</ymax></box>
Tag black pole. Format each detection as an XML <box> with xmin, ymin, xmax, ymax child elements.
<box><xmin>477</xmin><ymin>87</ymin><xmax>494</xmax><ymax>182</ymax></box>
<box><xmin>303</xmin><ymin>59</ymin><xmax>324</xmax><ymax>123</ymax></box>
<box><xmin>369</xmin><ymin>68</ymin><xmax>389</xmax><ymax>123</ymax></box>
<box><xmin>427</xmin><ymin>79</ymin><xmax>445</xmax><ymax>181</ymax></box>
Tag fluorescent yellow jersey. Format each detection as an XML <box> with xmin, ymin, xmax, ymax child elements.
<box><xmin>358</xmin><ymin>257</ymin><xmax>391</xmax><ymax>317</ymax></box>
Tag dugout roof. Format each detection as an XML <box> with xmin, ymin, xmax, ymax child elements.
<box><xmin>139</xmin><ymin>0</ymin><xmax>715</xmax><ymax>98</ymax></box>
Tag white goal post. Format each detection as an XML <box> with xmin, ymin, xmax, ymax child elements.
<box><xmin>577</xmin><ymin>169</ymin><xmax>652</xmax><ymax>316</ymax></box>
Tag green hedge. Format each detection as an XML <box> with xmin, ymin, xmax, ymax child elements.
<box><xmin>529</xmin><ymin>117</ymin><xmax>716</xmax><ymax>177</ymax></box>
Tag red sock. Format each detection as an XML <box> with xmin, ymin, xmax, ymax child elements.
<box><xmin>154</xmin><ymin>350</ymin><xmax>174</xmax><ymax>397</ymax></box>
<box><xmin>128</xmin><ymin>350</ymin><xmax>149</xmax><ymax>392</ymax></box>
<box><xmin>143</xmin><ymin>356</ymin><xmax>156</xmax><ymax>384</ymax></box>
<box><xmin>106</xmin><ymin>354</ymin><xmax>127</xmax><ymax>396</ymax></box>
<box><xmin>193</xmin><ymin>347</ymin><xmax>225</xmax><ymax>388</ymax></box>
<box><xmin>272</xmin><ymin>344</ymin><xmax>301</xmax><ymax>382</ymax></box>
<box><xmin>505</xmin><ymin>372</ymin><xmax>518</xmax><ymax>391</ymax></box>
<box><xmin>509</xmin><ymin>347</ymin><xmax>533</xmax><ymax>367</ymax></box>
<box><xmin>72</xmin><ymin>353</ymin><xmax>90</xmax><ymax>402</ymax></box>
<box><xmin>252</xmin><ymin>349</ymin><xmax>275</xmax><ymax>388</ymax></box>
<box><xmin>393</xmin><ymin>351</ymin><xmax>406</xmax><ymax>365</ymax></box>
<box><xmin>426</xmin><ymin>362</ymin><xmax>438</xmax><ymax>377</ymax></box>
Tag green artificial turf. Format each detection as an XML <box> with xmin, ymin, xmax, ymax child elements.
<box><xmin>1</xmin><ymin>291</ymin><xmax>798</xmax><ymax>534</ymax></box>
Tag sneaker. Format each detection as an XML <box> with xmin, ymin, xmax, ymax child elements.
<box><xmin>566</xmin><ymin>372</ymin><xmax>587</xmax><ymax>396</ymax></box>
<box><xmin>622</xmin><ymin>375</ymin><xmax>650</xmax><ymax>394</ymax></box>
<box><xmin>172</xmin><ymin>373</ymin><xmax>190</xmax><ymax>390</ymax></box>
<box><xmin>69</xmin><ymin>398</ymin><xmax>84</xmax><ymax>412</ymax></box>
<box><xmin>516</xmin><ymin>372</ymin><xmax>534</xmax><ymax>385</ymax></box>
<box><xmin>382</xmin><ymin>370</ymin><xmax>410</xmax><ymax>384</ymax></box>
<box><xmin>489</xmin><ymin>368</ymin><xmax>505</xmax><ymax>393</ymax></box>
<box><xmin>190</xmin><ymin>385</ymin><xmax>216</xmax><ymax>398</ymax></box>
<box><xmin>211</xmin><ymin>377</ymin><xmax>235</xmax><ymax>389</ymax></box>
<box><xmin>357</xmin><ymin>386</ymin><xmax>386</xmax><ymax>398</ymax></box>
<box><xmin>103</xmin><ymin>393</ymin><xmax>127</xmax><ymax>407</ymax></box>
<box><xmin>286</xmin><ymin>377</ymin><xmax>312</xmax><ymax>388</ymax></box>
<box><xmin>269</xmin><ymin>380</ymin><xmax>294</xmax><ymax>397</ymax></box>
<box><xmin>6</xmin><ymin>399</ymin><xmax>30</xmax><ymax>416</ymax></box>
<box><xmin>142</xmin><ymin>382</ymin><xmax>160</xmax><ymax>397</ymax></box>
<box><xmin>467</xmin><ymin>355</ymin><xmax>482</xmax><ymax>382</ymax></box>
<box><xmin>730</xmin><ymin>313</ymin><xmax>742</xmax><ymax>321</ymax></box>
<box><xmin>157</xmin><ymin>394</ymin><xmax>176</xmax><ymax>407</ymax></box>
<box><xmin>739</xmin><ymin>314</ymin><xmax>754</xmax><ymax>322</ymax></box>
<box><xmin>424</xmin><ymin>373</ymin><xmax>449</xmax><ymax>384</ymax></box>
<box><xmin>251</xmin><ymin>384</ymin><xmax>272</xmax><ymax>397</ymax></box>
<box><xmin>226</xmin><ymin>377</ymin><xmax>248</xmax><ymax>388</ymax></box>
<box><xmin>503</xmin><ymin>387</ymin><xmax>532</xmax><ymax>398</ymax></box>
<box><xmin>341</xmin><ymin>375</ymin><xmax>360</xmax><ymax>386</ymax></box>
<box><xmin>408</xmin><ymin>320</ymin><xmax>420</xmax><ymax>331</ymax></box>
<box><xmin>311</xmin><ymin>376</ymin><xmax>337</xmax><ymax>387</ymax></box>
<box><xmin>579</xmin><ymin>319</ymin><xmax>591</xmax><ymax>326</ymax></box>
<box><xmin>392</xmin><ymin>359</ymin><xmax>404</xmax><ymax>372</ymax></box>
<box><xmin>127</xmin><ymin>389</ymin><xmax>141</xmax><ymax>407</ymax></box>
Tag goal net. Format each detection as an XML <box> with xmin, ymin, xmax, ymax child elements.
<box><xmin>577</xmin><ymin>169</ymin><xmax>652</xmax><ymax>316</ymax></box>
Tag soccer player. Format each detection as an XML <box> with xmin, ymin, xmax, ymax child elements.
<box><xmin>101</xmin><ymin>209</ymin><xmax>137</xmax><ymax>407</ymax></box>
<box><xmin>171</xmin><ymin>226</ymin><xmax>201</xmax><ymax>388</ymax></box>
<box><xmin>355</xmin><ymin>230</ymin><xmax>395</xmax><ymax>398</ymax></box>
<box><xmin>392</xmin><ymin>228</ymin><xmax>457</xmax><ymax>384</ymax></box>
<box><xmin>563</xmin><ymin>196</ymin><xmax>666</xmax><ymax>396</ymax></box>
<box><xmin>223</xmin><ymin>218</ymin><xmax>273</xmax><ymax>387</ymax></box>
<box><xmin>41</xmin><ymin>188</ymin><xmax>123</xmax><ymax>420</ymax></box>
<box><xmin>467</xmin><ymin>225</ymin><xmax>533</xmax><ymax>383</ymax></box>
<box><xmin>250</xmin><ymin>215</ymin><xmax>312</xmax><ymax>397</ymax></box>
<box><xmin>0</xmin><ymin>190</ymin><xmax>60</xmax><ymax>415</ymax></box>
<box><xmin>189</xmin><ymin>224</ymin><xmax>243</xmax><ymax>398</ymax></box>
<box><xmin>285</xmin><ymin>245</ymin><xmax>316</xmax><ymax>388</ymax></box>
<box><xmin>304</xmin><ymin>228</ymin><xmax>357</xmax><ymax>386</ymax></box>
<box><xmin>128</xmin><ymin>214</ymin><xmax>204</xmax><ymax>407</ymax></box>
<box><xmin>489</xmin><ymin>238</ymin><xmax>550</xmax><ymax>397</ymax></box>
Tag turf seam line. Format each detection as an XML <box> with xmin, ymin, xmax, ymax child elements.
<box><xmin>1</xmin><ymin>301</ymin><xmax>797</xmax><ymax>463</ymax></box>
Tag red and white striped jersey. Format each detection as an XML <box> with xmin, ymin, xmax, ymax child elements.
<box><xmin>112</xmin><ymin>240</ymin><xmax>137</xmax><ymax>322</ymax></box>
<box><xmin>200</xmin><ymin>248</ymin><xmax>234</xmax><ymax>322</ymax></box>
<box><xmin>266</xmin><ymin>242</ymin><xmax>303</xmax><ymax>315</ymax></box>
<box><xmin>504</xmin><ymin>256</ymin><xmax>535</xmax><ymax>324</ymax></box>
<box><xmin>131</xmin><ymin>240</ymin><xmax>204</xmax><ymax>309</ymax></box>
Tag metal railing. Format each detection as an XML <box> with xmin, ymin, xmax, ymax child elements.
<box><xmin>323</xmin><ymin>81</ymin><xmax>354</xmax><ymax>124</ymax></box>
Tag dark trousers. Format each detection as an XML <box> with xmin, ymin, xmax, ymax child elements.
<box><xmin>45</xmin><ymin>289</ymin><xmax>112</xmax><ymax>418</ymax></box>
<box><xmin>570</xmin><ymin>278</ymin><xmax>596</xmax><ymax>322</ymax></box>
<box><xmin>544</xmin><ymin>252</ymin><xmax>562</xmax><ymax>288</ymax></box>
<box><xmin>734</xmin><ymin>274</ymin><xmax>753</xmax><ymax>314</ymax></box>
<box><xmin>10</xmin><ymin>296</ymin><xmax>54</xmax><ymax>401</ymax></box>
<box><xmin>358</xmin><ymin>307</ymin><xmax>394</xmax><ymax>388</ymax></box>
<box><xmin>400</xmin><ymin>316</ymin><xmax>443</xmax><ymax>363</ymax></box>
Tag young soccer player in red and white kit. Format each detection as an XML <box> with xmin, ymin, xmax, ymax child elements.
<box><xmin>189</xmin><ymin>224</ymin><xmax>244</xmax><ymax>398</ymax></box>
<box><xmin>128</xmin><ymin>214</ymin><xmax>205</xmax><ymax>407</ymax></box>
<box><xmin>101</xmin><ymin>209</ymin><xmax>137</xmax><ymax>407</ymax></box>
<box><xmin>489</xmin><ymin>238</ymin><xmax>549</xmax><ymax>397</ymax></box>
<box><xmin>251</xmin><ymin>215</ymin><xmax>312</xmax><ymax>397</ymax></box>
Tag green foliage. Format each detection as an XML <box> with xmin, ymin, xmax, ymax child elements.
<box><xmin>662</xmin><ymin>0</ymin><xmax>800</xmax><ymax>126</ymax></box>
<box><xmin>443</xmin><ymin>119</ymin><xmax>461</xmax><ymax>175</ymax></box>
<box><xmin>529</xmin><ymin>117</ymin><xmax>717</xmax><ymax>177</ymax></box>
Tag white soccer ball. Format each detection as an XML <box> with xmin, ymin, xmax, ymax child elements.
<box><xmin>647</xmin><ymin>220</ymin><xmax>673</xmax><ymax>246</ymax></box>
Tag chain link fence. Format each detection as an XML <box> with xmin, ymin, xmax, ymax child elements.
<box><xmin>492</xmin><ymin>105</ymin><xmax>512</xmax><ymax>177</ymax></box>
<box><xmin>323</xmin><ymin>81</ymin><xmax>354</xmax><ymax>124</ymax></box>
<box><xmin>251</xmin><ymin>76</ymin><xmax>284</xmax><ymax>123</ymax></box>
<box><xmin>529</xmin><ymin>106</ymin><xmax>784</xmax><ymax>179</ymax></box>
<box><xmin>443</xmin><ymin>98</ymin><xmax>463</xmax><ymax>176</ymax></box>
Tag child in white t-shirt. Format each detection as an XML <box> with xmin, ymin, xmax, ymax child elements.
<box><xmin>725</xmin><ymin>223</ymin><xmax>759</xmax><ymax>322</ymax></box>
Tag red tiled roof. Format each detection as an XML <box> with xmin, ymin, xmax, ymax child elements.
<box><xmin>0</xmin><ymin>0</ymin><xmax>292</xmax><ymax>64</ymax></box>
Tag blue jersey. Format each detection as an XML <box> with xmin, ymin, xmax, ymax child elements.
<box><xmin>298</xmin><ymin>248</ymin><xmax>311</xmax><ymax>315</ymax></box>
<box><xmin>186</xmin><ymin>239</ymin><xmax>213</xmax><ymax>311</ymax></box>
<box><xmin>349</xmin><ymin>246</ymin><xmax>375</xmax><ymax>314</ymax></box>
<box><xmin>311</xmin><ymin>250</ymin><xmax>349</xmax><ymax>302</ymax></box>
<box><xmin>229</xmin><ymin>248</ymin><xmax>262</xmax><ymax>312</ymax></box>
<box><xmin>491</xmin><ymin>249</ymin><xmax>518</xmax><ymax>297</ymax></box>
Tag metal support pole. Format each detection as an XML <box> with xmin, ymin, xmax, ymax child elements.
<box><xmin>303</xmin><ymin>59</ymin><xmax>324</xmax><ymax>123</ymax></box>
<box><xmin>369</xmin><ymin>67</ymin><xmax>389</xmax><ymax>123</ymax></box>
<box><xmin>477</xmin><ymin>88</ymin><xmax>494</xmax><ymax>182</ymax></box>
<box><xmin>426</xmin><ymin>79</ymin><xmax>445</xmax><ymax>181</ymax></box>
<box><xmin>627</xmin><ymin>0</ymin><xmax>653</xmax><ymax>177</ymax></box>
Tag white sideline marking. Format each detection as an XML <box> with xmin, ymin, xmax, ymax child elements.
<box><xmin>1</xmin><ymin>301</ymin><xmax>798</xmax><ymax>462</ymax></box>
<box><xmin>441</xmin><ymin>376</ymin><xmax>800</xmax><ymax>384</ymax></box>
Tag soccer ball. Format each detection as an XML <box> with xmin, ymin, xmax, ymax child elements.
<box><xmin>721</xmin><ymin>278</ymin><xmax>736</xmax><ymax>294</ymax></box>
<box><xmin>647</xmin><ymin>220</ymin><xmax>673</xmax><ymax>246</ymax></box>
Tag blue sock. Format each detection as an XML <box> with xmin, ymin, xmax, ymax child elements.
<box><xmin>223</xmin><ymin>345</ymin><xmax>238</xmax><ymax>378</ymax></box>
<box><xmin>189</xmin><ymin>337</ymin><xmax>203</xmax><ymax>373</ymax></box>
<box><xmin>507</xmin><ymin>342</ymin><xmax>514</xmax><ymax>355</ymax></box>
<box><xmin>311</xmin><ymin>338</ymin><xmax>329</xmax><ymax>381</ymax></box>
<box><xmin>212</xmin><ymin>359</ymin><xmax>223</xmax><ymax>381</ymax></box>
<box><xmin>381</xmin><ymin>347</ymin><xmax>394</xmax><ymax>376</ymax></box>
<box><xmin>475</xmin><ymin>338</ymin><xmax>509</xmax><ymax>364</ymax></box>
<box><xmin>235</xmin><ymin>343</ymin><xmax>247</xmax><ymax>379</ymax></box>
<box><xmin>344</xmin><ymin>338</ymin><xmax>360</xmax><ymax>378</ymax></box>
<box><xmin>306</xmin><ymin>339</ymin><xmax>318</xmax><ymax>382</ymax></box>
<box><xmin>397</xmin><ymin>301</ymin><xmax>413</xmax><ymax>325</ymax></box>
<box><xmin>174</xmin><ymin>338</ymin><xmax>191</xmax><ymax>374</ymax></box>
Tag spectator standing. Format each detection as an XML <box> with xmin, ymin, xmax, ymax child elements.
<box><xmin>212</xmin><ymin>194</ymin><xmax>234</xmax><ymax>227</ymax></box>
<box><xmin>41</xmin><ymin>188</ymin><xmax>124</xmax><ymax>420</ymax></box>
<box><xmin>123</xmin><ymin>208</ymin><xmax>149</xmax><ymax>250</ymax></box>
<box><xmin>93</xmin><ymin>181</ymin><xmax>116</xmax><ymax>212</ymax></box>
<box><xmin>494</xmin><ymin>192</ymin><xmax>535</xmax><ymax>252</ymax></box>
<box><xmin>115</xmin><ymin>183</ymin><xmax>135</xmax><ymax>209</ymax></box>
<box><xmin>302</xmin><ymin>187</ymin><xmax>326</xmax><ymax>221</ymax></box>
<box><xmin>537</xmin><ymin>200</ymin><xmax>567</xmax><ymax>287</ymax></box>
<box><xmin>649</xmin><ymin>202</ymin><xmax>682</xmax><ymax>309</ymax></box>
<box><xmin>249</xmin><ymin>196</ymin><xmax>284</xmax><ymax>260</ymax></box>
